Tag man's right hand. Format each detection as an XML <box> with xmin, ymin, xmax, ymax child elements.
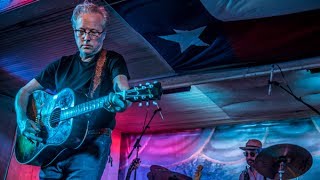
<box><xmin>22</xmin><ymin>119</ymin><xmax>43</xmax><ymax>142</ymax></box>
<box><xmin>15</xmin><ymin>79</ymin><xmax>45</xmax><ymax>142</ymax></box>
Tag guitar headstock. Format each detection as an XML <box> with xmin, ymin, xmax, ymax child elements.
<box><xmin>125</xmin><ymin>82</ymin><xmax>162</xmax><ymax>102</ymax></box>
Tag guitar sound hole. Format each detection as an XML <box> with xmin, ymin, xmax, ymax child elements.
<box><xmin>50</xmin><ymin>108</ymin><xmax>61</xmax><ymax>127</ymax></box>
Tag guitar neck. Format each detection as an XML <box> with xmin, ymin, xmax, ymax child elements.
<box><xmin>58</xmin><ymin>82</ymin><xmax>162</xmax><ymax>121</ymax></box>
<box><xmin>60</xmin><ymin>95</ymin><xmax>109</xmax><ymax>120</ymax></box>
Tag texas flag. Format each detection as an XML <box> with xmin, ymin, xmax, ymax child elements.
<box><xmin>112</xmin><ymin>0</ymin><xmax>320</xmax><ymax>72</ymax></box>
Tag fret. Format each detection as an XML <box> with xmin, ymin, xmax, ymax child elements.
<box><xmin>59</xmin><ymin>111</ymin><xmax>63</xmax><ymax>120</ymax></box>
<box><xmin>68</xmin><ymin>109</ymin><xmax>72</xmax><ymax>119</ymax></box>
<box><xmin>82</xmin><ymin>103</ymin><xmax>85</xmax><ymax>112</ymax></box>
<box><xmin>70</xmin><ymin>108</ymin><xmax>74</xmax><ymax>117</ymax></box>
<box><xmin>84</xmin><ymin>102</ymin><xmax>87</xmax><ymax>113</ymax></box>
<box><xmin>65</xmin><ymin>109</ymin><xmax>69</xmax><ymax>119</ymax></box>
<box><xmin>88</xmin><ymin>101</ymin><xmax>91</xmax><ymax>111</ymax></box>
<box><xmin>100</xmin><ymin>98</ymin><xmax>104</xmax><ymax>108</ymax></box>
<box><xmin>68</xmin><ymin>109</ymin><xmax>73</xmax><ymax>119</ymax></box>
<box><xmin>77</xmin><ymin>104</ymin><xmax>81</xmax><ymax>118</ymax></box>
<box><xmin>64</xmin><ymin>111</ymin><xmax>67</xmax><ymax>119</ymax></box>
<box><xmin>87</xmin><ymin>102</ymin><xmax>90</xmax><ymax>111</ymax></box>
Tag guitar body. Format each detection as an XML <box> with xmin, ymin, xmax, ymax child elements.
<box><xmin>15</xmin><ymin>88</ymin><xmax>89</xmax><ymax>166</ymax></box>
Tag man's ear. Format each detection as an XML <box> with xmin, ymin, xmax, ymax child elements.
<box><xmin>101</xmin><ymin>31</ymin><xmax>107</xmax><ymax>40</ymax></box>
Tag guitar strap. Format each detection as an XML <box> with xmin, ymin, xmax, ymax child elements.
<box><xmin>86</xmin><ymin>49</ymin><xmax>114</xmax><ymax>166</ymax></box>
<box><xmin>89</xmin><ymin>49</ymin><xmax>107</xmax><ymax>99</ymax></box>
<box><xmin>85</xmin><ymin>49</ymin><xmax>108</xmax><ymax>120</ymax></box>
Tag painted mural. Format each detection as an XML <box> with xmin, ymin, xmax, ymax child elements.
<box><xmin>119</xmin><ymin>117</ymin><xmax>320</xmax><ymax>180</ymax></box>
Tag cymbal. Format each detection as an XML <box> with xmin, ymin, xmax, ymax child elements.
<box><xmin>149</xmin><ymin>165</ymin><xmax>192</xmax><ymax>180</ymax></box>
<box><xmin>254</xmin><ymin>144</ymin><xmax>312</xmax><ymax>179</ymax></box>
<box><xmin>150</xmin><ymin>165</ymin><xmax>169</xmax><ymax>172</ymax></box>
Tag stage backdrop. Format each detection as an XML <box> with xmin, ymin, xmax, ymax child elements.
<box><xmin>119</xmin><ymin>117</ymin><xmax>320</xmax><ymax>180</ymax></box>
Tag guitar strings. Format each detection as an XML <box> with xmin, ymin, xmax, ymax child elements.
<box><xmin>48</xmin><ymin>97</ymin><xmax>104</xmax><ymax>124</ymax></box>
<box><xmin>47</xmin><ymin>90</ymin><xmax>154</xmax><ymax>124</ymax></box>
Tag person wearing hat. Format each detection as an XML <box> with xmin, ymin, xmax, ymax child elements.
<box><xmin>239</xmin><ymin>139</ymin><xmax>267</xmax><ymax>180</ymax></box>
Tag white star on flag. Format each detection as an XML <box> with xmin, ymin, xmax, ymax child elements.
<box><xmin>159</xmin><ymin>26</ymin><xmax>209</xmax><ymax>53</ymax></box>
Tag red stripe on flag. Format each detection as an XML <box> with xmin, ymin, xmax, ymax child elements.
<box><xmin>223</xmin><ymin>9</ymin><xmax>320</xmax><ymax>63</ymax></box>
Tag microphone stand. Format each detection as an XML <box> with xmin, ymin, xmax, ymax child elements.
<box><xmin>270</xmin><ymin>81</ymin><xmax>320</xmax><ymax>115</ymax></box>
<box><xmin>127</xmin><ymin>107</ymin><xmax>162</xmax><ymax>180</ymax></box>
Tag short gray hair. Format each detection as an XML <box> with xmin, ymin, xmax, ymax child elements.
<box><xmin>71</xmin><ymin>1</ymin><xmax>109</xmax><ymax>30</ymax></box>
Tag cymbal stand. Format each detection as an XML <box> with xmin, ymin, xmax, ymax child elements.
<box><xmin>278</xmin><ymin>156</ymin><xmax>287</xmax><ymax>180</ymax></box>
<box><xmin>278</xmin><ymin>161</ymin><xmax>285</xmax><ymax>180</ymax></box>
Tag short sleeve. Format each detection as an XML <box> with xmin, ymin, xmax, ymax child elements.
<box><xmin>107</xmin><ymin>51</ymin><xmax>130</xmax><ymax>81</ymax></box>
<box><xmin>35</xmin><ymin>59</ymin><xmax>60</xmax><ymax>91</ymax></box>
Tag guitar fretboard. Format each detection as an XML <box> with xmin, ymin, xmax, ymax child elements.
<box><xmin>60</xmin><ymin>96</ymin><xmax>109</xmax><ymax>120</ymax></box>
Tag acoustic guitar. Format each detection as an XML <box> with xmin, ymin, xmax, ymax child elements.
<box><xmin>15</xmin><ymin>82</ymin><xmax>162</xmax><ymax>167</ymax></box>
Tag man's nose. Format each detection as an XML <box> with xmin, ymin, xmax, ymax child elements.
<box><xmin>83</xmin><ymin>33</ymin><xmax>91</xmax><ymax>40</ymax></box>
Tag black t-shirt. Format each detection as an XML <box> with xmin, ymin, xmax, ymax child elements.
<box><xmin>35</xmin><ymin>50</ymin><xmax>130</xmax><ymax>129</ymax></box>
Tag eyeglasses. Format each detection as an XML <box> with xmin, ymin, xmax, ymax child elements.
<box><xmin>74</xmin><ymin>29</ymin><xmax>104</xmax><ymax>39</ymax></box>
<box><xmin>243</xmin><ymin>151</ymin><xmax>257</xmax><ymax>157</ymax></box>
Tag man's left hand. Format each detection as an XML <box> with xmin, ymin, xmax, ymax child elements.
<box><xmin>104</xmin><ymin>92</ymin><xmax>127</xmax><ymax>113</ymax></box>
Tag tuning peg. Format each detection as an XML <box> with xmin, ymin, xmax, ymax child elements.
<box><xmin>145</xmin><ymin>82</ymin><xmax>150</xmax><ymax>85</ymax></box>
<box><xmin>146</xmin><ymin>101</ymin><xmax>150</xmax><ymax>107</ymax></box>
<box><xmin>139</xmin><ymin>83</ymin><xmax>142</xmax><ymax>86</ymax></box>
<box><xmin>138</xmin><ymin>102</ymin><xmax>143</xmax><ymax>107</ymax></box>
<box><xmin>152</xmin><ymin>101</ymin><xmax>158</xmax><ymax>106</ymax></box>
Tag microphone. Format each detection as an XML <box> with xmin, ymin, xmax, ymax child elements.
<box><xmin>268</xmin><ymin>64</ymin><xmax>274</xmax><ymax>96</ymax></box>
<box><xmin>153</xmin><ymin>101</ymin><xmax>164</xmax><ymax>120</ymax></box>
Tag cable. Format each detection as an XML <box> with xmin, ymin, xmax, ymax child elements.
<box><xmin>270</xmin><ymin>65</ymin><xmax>320</xmax><ymax>115</ymax></box>
<box><xmin>275</xmin><ymin>64</ymin><xmax>294</xmax><ymax>94</ymax></box>
<box><xmin>142</xmin><ymin>106</ymin><xmax>149</xmax><ymax>131</ymax></box>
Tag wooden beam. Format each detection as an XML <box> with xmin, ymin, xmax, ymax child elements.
<box><xmin>130</xmin><ymin>56</ymin><xmax>320</xmax><ymax>90</ymax></box>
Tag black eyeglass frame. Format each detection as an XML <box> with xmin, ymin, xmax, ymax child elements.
<box><xmin>73</xmin><ymin>29</ymin><xmax>105</xmax><ymax>38</ymax></box>
<box><xmin>243</xmin><ymin>148</ymin><xmax>262</xmax><ymax>157</ymax></box>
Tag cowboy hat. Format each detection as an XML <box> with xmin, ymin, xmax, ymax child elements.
<box><xmin>239</xmin><ymin>139</ymin><xmax>262</xmax><ymax>150</ymax></box>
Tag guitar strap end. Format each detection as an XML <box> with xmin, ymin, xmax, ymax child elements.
<box><xmin>108</xmin><ymin>155</ymin><xmax>113</xmax><ymax>167</ymax></box>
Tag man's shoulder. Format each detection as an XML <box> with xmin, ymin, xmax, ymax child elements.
<box><xmin>60</xmin><ymin>52</ymin><xmax>79</xmax><ymax>62</ymax></box>
<box><xmin>49</xmin><ymin>52</ymin><xmax>79</xmax><ymax>66</ymax></box>
<box><xmin>106</xmin><ymin>50</ymin><xmax>123</xmax><ymax>59</ymax></box>
<box><xmin>239</xmin><ymin>170</ymin><xmax>245</xmax><ymax>180</ymax></box>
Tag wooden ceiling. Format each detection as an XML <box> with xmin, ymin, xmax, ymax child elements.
<box><xmin>1</xmin><ymin>0</ymin><xmax>320</xmax><ymax>134</ymax></box>
<box><xmin>116</xmin><ymin>59</ymin><xmax>320</xmax><ymax>133</ymax></box>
